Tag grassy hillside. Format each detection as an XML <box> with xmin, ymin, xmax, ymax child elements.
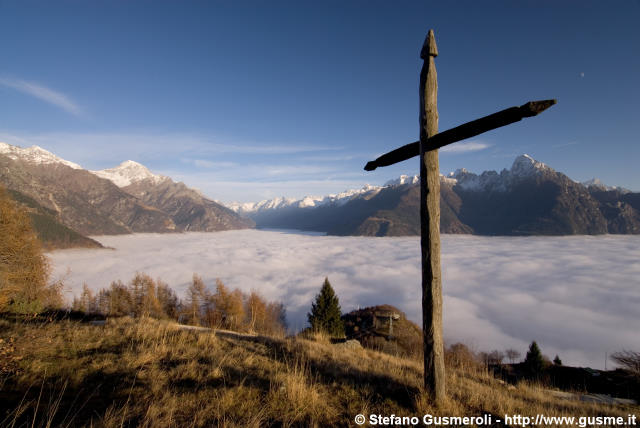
<box><xmin>0</xmin><ymin>316</ymin><xmax>636</xmax><ymax>427</ymax></box>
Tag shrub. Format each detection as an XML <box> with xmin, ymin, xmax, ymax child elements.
<box><xmin>445</xmin><ymin>343</ymin><xmax>479</xmax><ymax>370</ymax></box>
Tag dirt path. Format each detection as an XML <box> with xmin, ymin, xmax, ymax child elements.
<box><xmin>175</xmin><ymin>323</ymin><xmax>268</xmax><ymax>341</ymax></box>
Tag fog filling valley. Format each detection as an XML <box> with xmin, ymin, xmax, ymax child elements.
<box><xmin>49</xmin><ymin>230</ymin><xmax>640</xmax><ymax>369</ymax></box>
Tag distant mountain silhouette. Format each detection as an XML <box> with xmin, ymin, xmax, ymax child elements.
<box><xmin>236</xmin><ymin>155</ymin><xmax>640</xmax><ymax>236</ymax></box>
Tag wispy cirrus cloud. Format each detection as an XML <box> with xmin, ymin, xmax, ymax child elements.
<box><xmin>552</xmin><ymin>141</ymin><xmax>579</xmax><ymax>149</ymax></box>
<box><xmin>0</xmin><ymin>77</ymin><xmax>83</xmax><ymax>116</ymax></box>
<box><xmin>440</xmin><ymin>140</ymin><xmax>491</xmax><ymax>154</ymax></box>
<box><xmin>181</xmin><ymin>158</ymin><xmax>238</xmax><ymax>169</ymax></box>
<box><xmin>0</xmin><ymin>130</ymin><xmax>339</xmax><ymax>165</ymax></box>
<box><xmin>0</xmin><ymin>129</ymin><xmax>375</xmax><ymax>203</ymax></box>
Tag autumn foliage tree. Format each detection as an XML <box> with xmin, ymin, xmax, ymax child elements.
<box><xmin>102</xmin><ymin>280</ymin><xmax>134</xmax><ymax>316</ymax></box>
<box><xmin>0</xmin><ymin>186</ymin><xmax>61</xmax><ymax>313</ymax></box>
<box><xmin>211</xmin><ymin>279</ymin><xmax>245</xmax><ymax>331</ymax></box>
<box><xmin>245</xmin><ymin>290</ymin><xmax>287</xmax><ymax>335</ymax></box>
<box><xmin>156</xmin><ymin>279</ymin><xmax>180</xmax><ymax>319</ymax></box>
<box><xmin>68</xmin><ymin>271</ymin><xmax>287</xmax><ymax>335</ymax></box>
<box><xmin>72</xmin><ymin>283</ymin><xmax>98</xmax><ymax>313</ymax></box>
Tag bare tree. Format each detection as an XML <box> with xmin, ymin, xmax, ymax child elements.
<box><xmin>488</xmin><ymin>350</ymin><xmax>505</xmax><ymax>365</ymax></box>
<box><xmin>611</xmin><ymin>350</ymin><xmax>640</xmax><ymax>376</ymax></box>
<box><xmin>505</xmin><ymin>348</ymin><xmax>521</xmax><ymax>364</ymax></box>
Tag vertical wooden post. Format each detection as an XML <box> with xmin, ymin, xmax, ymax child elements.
<box><xmin>419</xmin><ymin>29</ymin><xmax>445</xmax><ymax>403</ymax></box>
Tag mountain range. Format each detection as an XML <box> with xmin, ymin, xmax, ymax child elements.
<box><xmin>0</xmin><ymin>142</ymin><xmax>252</xmax><ymax>248</ymax></box>
<box><xmin>2</xmin><ymin>142</ymin><xmax>638</xmax><ymax>245</ymax></box>
<box><xmin>227</xmin><ymin>154</ymin><xmax>640</xmax><ymax>237</ymax></box>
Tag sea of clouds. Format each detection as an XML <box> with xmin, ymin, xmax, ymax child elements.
<box><xmin>48</xmin><ymin>230</ymin><xmax>640</xmax><ymax>369</ymax></box>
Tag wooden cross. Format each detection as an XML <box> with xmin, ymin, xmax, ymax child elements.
<box><xmin>363</xmin><ymin>29</ymin><xmax>556</xmax><ymax>404</ymax></box>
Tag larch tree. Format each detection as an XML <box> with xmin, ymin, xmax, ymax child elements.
<box><xmin>107</xmin><ymin>280</ymin><xmax>134</xmax><ymax>316</ymax></box>
<box><xmin>156</xmin><ymin>279</ymin><xmax>180</xmax><ymax>319</ymax></box>
<box><xmin>72</xmin><ymin>283</ymin><xmax>97</xmax><ymax>313</ymax></box>
<box><xmin>307</xmin><ymin>277</ymin><xmax>344</xmax><ymax>337</ymax></box>
<box><xmin>186</xmin><ymin>274</ymin><xmax>208</xmax><ymax>325</ymax></box>
<box><xmin>246</xmin><ymin>290</ymin><xmax>267</xmax><ymax>333</ymax></box>
<box><xmin>0</xmin><ymin>186</ymin><xmax>57</xmax><ymax>313</ymax></box>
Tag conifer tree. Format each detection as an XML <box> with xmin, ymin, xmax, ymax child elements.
<box><xmin>524</xmin><ymin>341</ymin><xmax>546</xmax><ymax>378</ymax></box>
<box><xmin>307</xmin><ymin>277</ymin><xmax>344</xmax><ymax>337</ymax></box>
<box><xmin>553</xmin><ymin>355</ymin><xmax>562</xmax><ymax>366</ymax></box>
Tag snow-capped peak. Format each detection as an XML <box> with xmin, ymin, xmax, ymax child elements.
<box><xmin>0</xmin><ymin>142</ymin><xmax>83</xmax><ymax>169</ymax></box>
<box><xmin>227</xmin><ymin>154</ymin><xmax>563</xmax><ymax>214</ymax></box>
<box><xmin>384</xmin><ymin>174</ymin><xmax>419</xmax><ymax>187</ymax></box>
<box><xmin>227</xmin><ymin>184</ymin><xmax>383</xmax><ymax>214</ymax></box>
<box><xmin>511</xmin><ymin>154</ymin><xmax>551</xmax><ymax>176</ymax></box>
<box><xmin>581</xmin><ymin>178</ymin><xmax>629</xmax><ymax>193</ymax></box>
<box><xmin>442</xmin><ymin>154</ymin><xmax>552</xmax><ymax>192</ymax></box>
<box><xmin>583</xmin><ymin>178</ymin><xmax>606</xmax><ymax>188</ymax></box>
<box><xmin>91</xmin><ymin>160</ymin><xmax>169</xmax><ymax>187</ymax></box>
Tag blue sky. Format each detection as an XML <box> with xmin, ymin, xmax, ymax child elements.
<box><xmin>1</xmin><ymin>1</ymin><xmax>638</xmax><ymax>202</ymax></box>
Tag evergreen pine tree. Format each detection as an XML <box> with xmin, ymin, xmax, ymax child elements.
<box><xmin>307</xmin><ymin>277</ymin><xmax>344</xmax><ymax>337</ymax></box>
<box><xmin>524</xmin><ymin>341</ymin><xmax>545</xmax><ymax>378</ymax></box>
<box><xmin>553</xmin><ymin>355</ymin><xmax>562</xmax><ymax>366</ymax></box>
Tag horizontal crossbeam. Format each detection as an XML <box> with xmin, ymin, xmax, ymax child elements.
<box><xmin>364</xmin><ymin>99</ymin><xmax>556</xmax><ymax>171</ymax></box>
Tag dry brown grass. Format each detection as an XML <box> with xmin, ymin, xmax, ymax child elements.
<box><xmin>0</xmin><ymin>316</ymin><xmax>636</xmax><ymax>427</ymax></box>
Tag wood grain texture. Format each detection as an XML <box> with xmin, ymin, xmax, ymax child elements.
<box><xmin>363</xmin><ymin>99</ymin><xmax>556</xmax><ymax>171</ymax></box>
<box><xmin>420</xmin><ymin>29</ymin><xmax>445</xmax><ymax>403</ymax></box>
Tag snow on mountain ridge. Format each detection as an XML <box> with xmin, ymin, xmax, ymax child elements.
<box><xmin>228</xmin><ymin>154</ymin><xmax>565</xmax><ymax>214</ymax></box>
<box><xmin>511</xmin><ymin>154</ymin><xmax>551</xmax><ymax>176</ymax></box>
<box><xmin>91</xmin><ymin>160</ymin><xmax>169</xmax><ymax>187</ymax></box>
<box><xmin>581</xmin><ymin>178</ymin><xmax>630</xmax><ymax>193</ymax></box>
<box><xmin>0</xmin><ymin>142</ymin><xmax>83</xmax><ymax>169</ymax></box>
<box><xmin>384</xmin><ymin>174</ymin><xmax>419</xmax><ymax>187</ymax></box>
<box><xmin>227</xmin><ymin>184</ymin><xmax>383</xmax><ymax>214</ymax></box>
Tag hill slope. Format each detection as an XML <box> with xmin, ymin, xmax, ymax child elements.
<box><xmin>0</xmin><ymin>153</ymin><xmax>176</xmax><ymax>235</ymax></box>
<box><xmin>6</xmin><ymin>188</ymin><xmax>102</xmax><ymax>249</ymax></box>
<box><xmin>0</xmin><ymin>143</ymin><xmax>253</xmax><ymax>240</ymax></box>
<box><xmin>0</xmin><ymin>316</ymin><xmax>635</xmax><ymax>427</ymax></box>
